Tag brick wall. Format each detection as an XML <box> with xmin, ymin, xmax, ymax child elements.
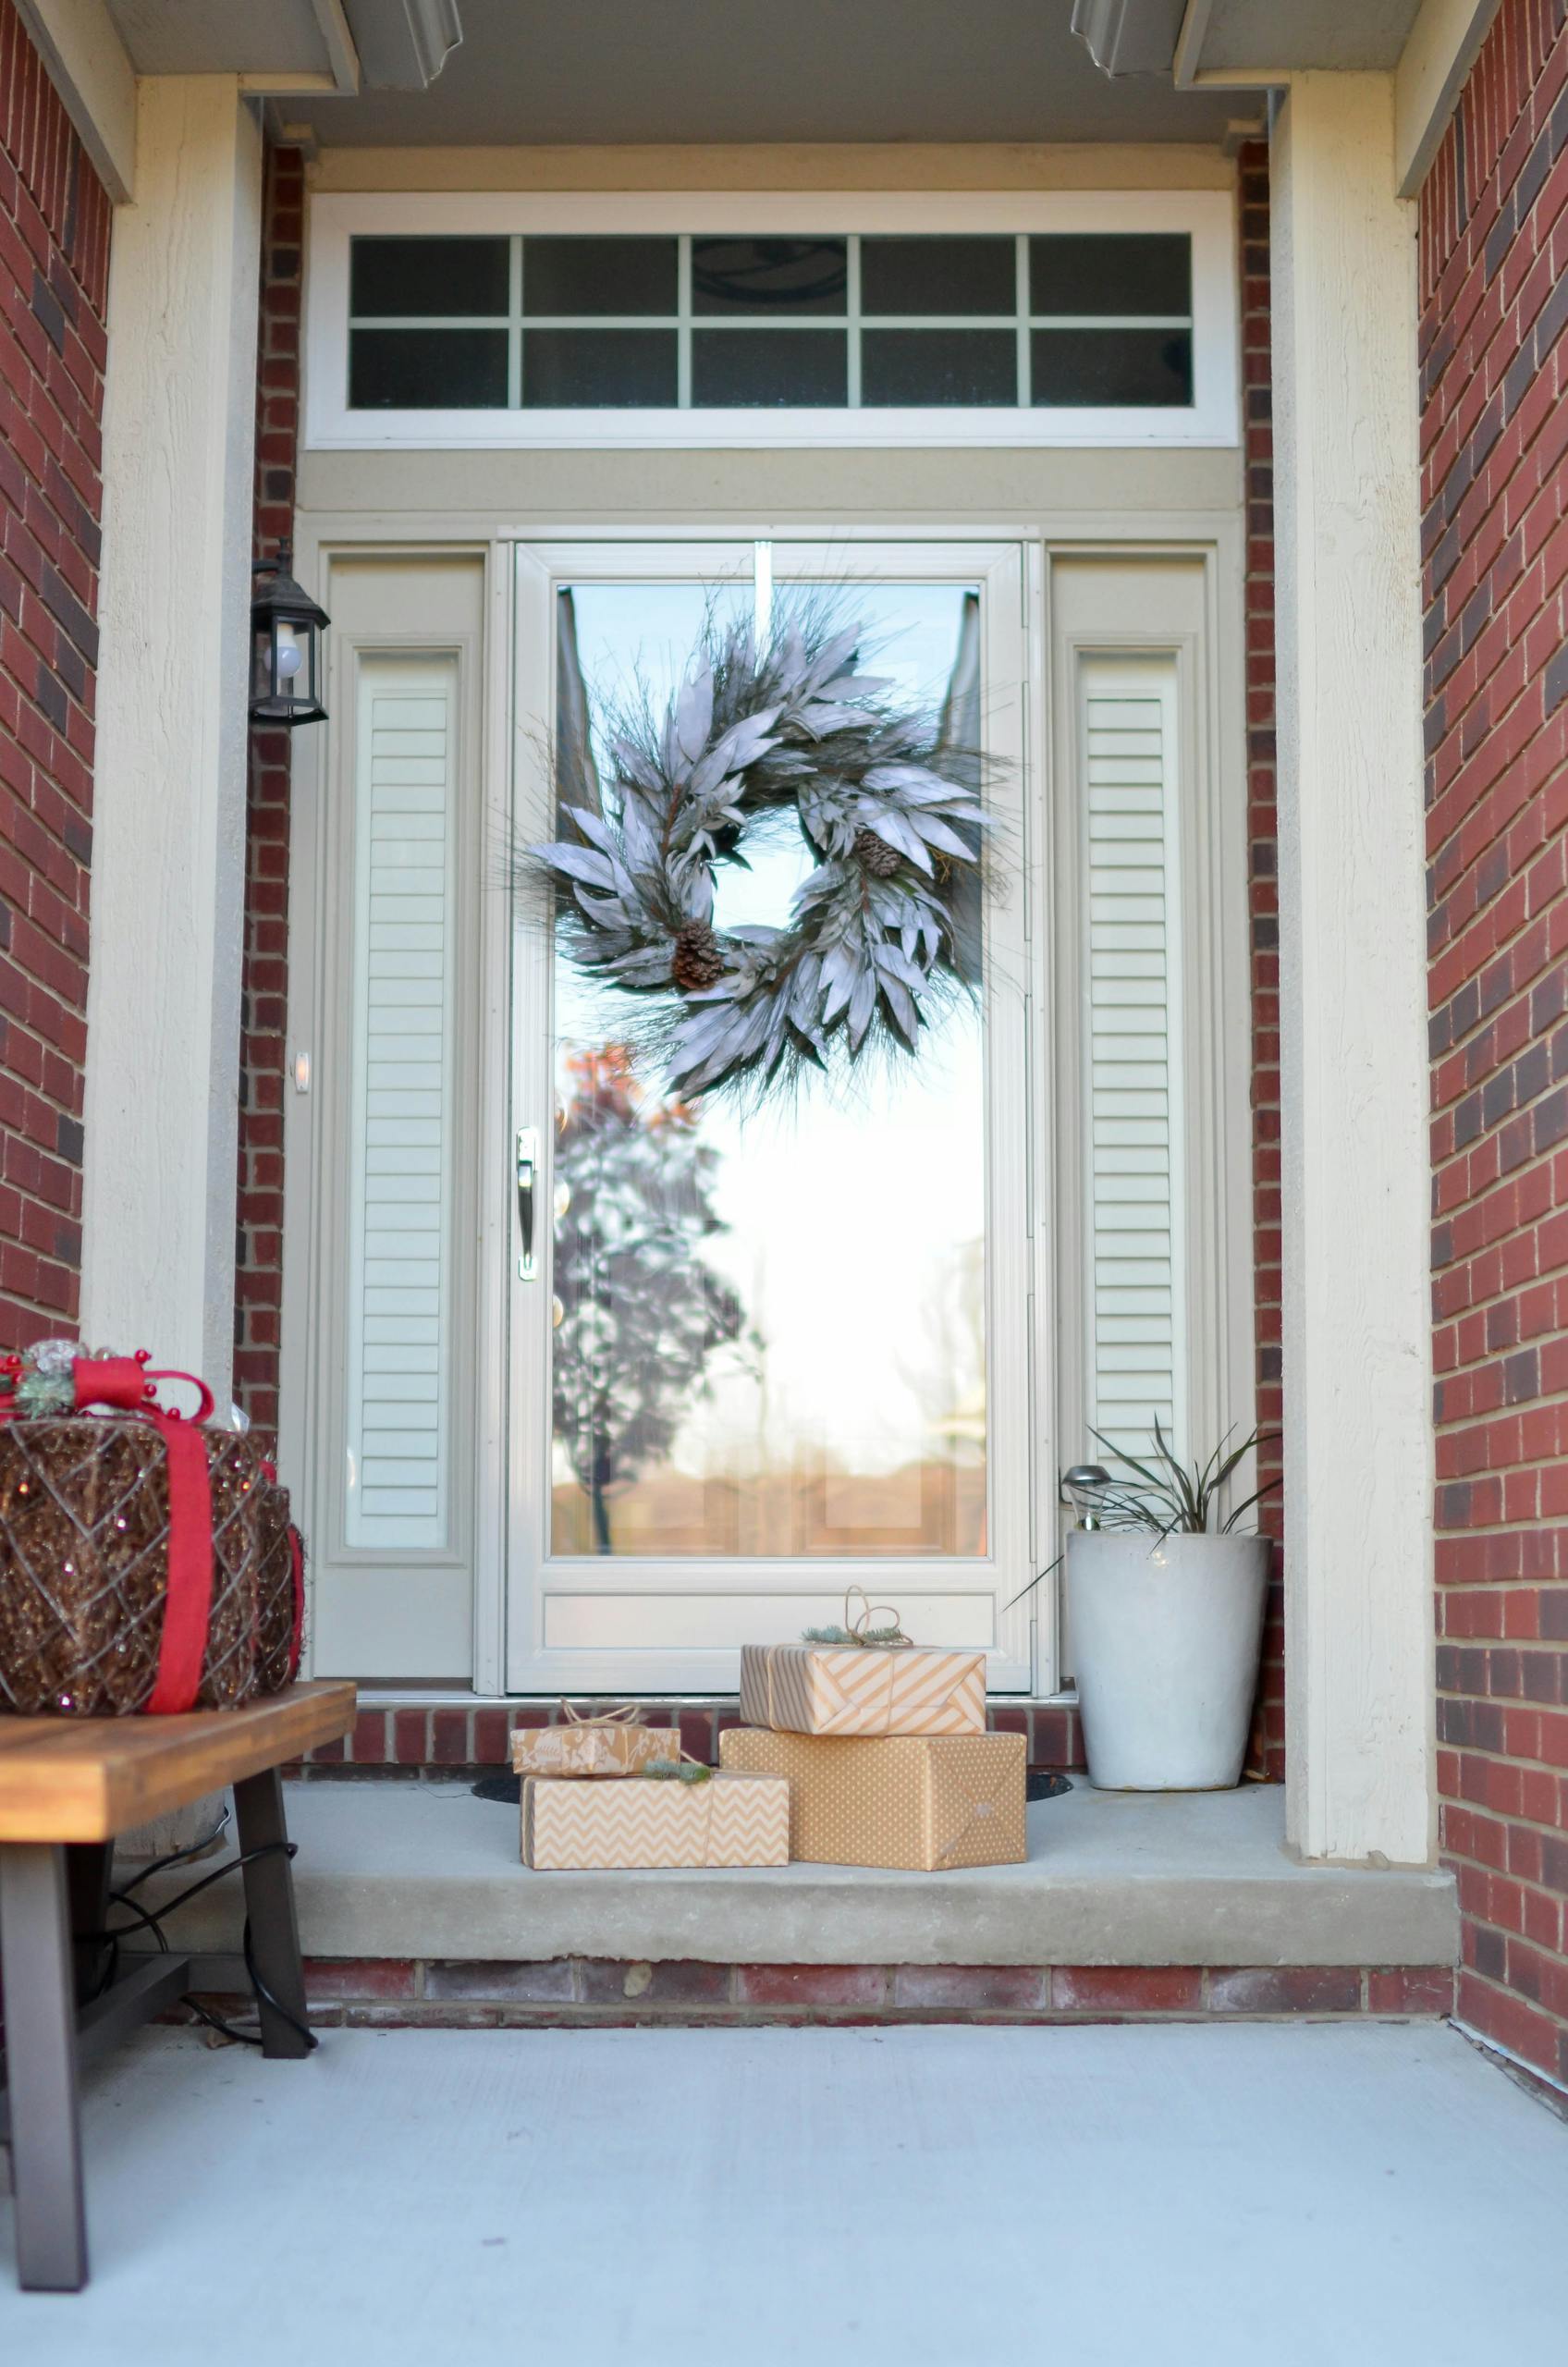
<box><xmin>1238</xmin><ymin>138</ymin><xmax>1286</xmax><ymax>1780</ymax></box>
<box><xmin>1420</xmin><ymin>0</ymin><xmax>1568</xmax><ymax>2091</ymax></box>
<box><xmin>236</xmin><ymin>146</ymin><xmax>306</xmax><ymax>1439</ymax></box>
<box><xmin>0</xmin><ymin>0</ymin><xmax>111</xmax><ymax>1351</ymax></box>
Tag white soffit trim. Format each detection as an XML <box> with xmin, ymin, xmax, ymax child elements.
<box><xmin>1173</xmin><ymin>0</ymin><xmax>1503</xmax><ymax>195</ymax></box>
<box><xmin>15</xmin><ymin>0</ymin><xmax>136</xmax><ymax>201</ymax></box>
<box><xmin>1395</xmin><ymin>0</ymin><xmax>1502</xmax><ymax>194</ymax></box>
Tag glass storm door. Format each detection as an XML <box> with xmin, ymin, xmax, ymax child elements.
<box><xmin>507</xmin><ymin>541</ymin><xmax>1037</xmax><ymax>1695</ymax></box>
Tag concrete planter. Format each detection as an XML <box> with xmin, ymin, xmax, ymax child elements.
<box><xmin>1066</xmin><ymin>1531</ymin><xmax>1269</xmax><ymax>1791</ymax></box>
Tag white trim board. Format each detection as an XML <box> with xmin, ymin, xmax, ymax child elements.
<box><xmin>304</xmin><ymin>190</ymin><xmax>1240</xmax><ymax>453</ymax></box>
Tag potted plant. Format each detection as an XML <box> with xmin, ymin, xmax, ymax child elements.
<box><xmin>1057</xmin><ymin>1425</ymin><xmax>1278</xmax><ymax>1792</ymax></box>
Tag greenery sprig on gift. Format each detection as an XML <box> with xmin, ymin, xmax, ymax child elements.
<box><xmin>642</xmin><ymin>1758</ymin><xmax>712</xmax><ymax>1784</ymax></box>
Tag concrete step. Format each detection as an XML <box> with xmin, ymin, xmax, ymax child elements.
<box><xmin>137</xmin><ymin>1777</ymin><xmax>1457</xmax><ymax>1971</ymax></box>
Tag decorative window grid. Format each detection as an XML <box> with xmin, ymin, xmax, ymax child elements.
<box><xmin>346</xmin><ymin>232</ymin><xmax>1193</xmax><ymax>412</ymax></box>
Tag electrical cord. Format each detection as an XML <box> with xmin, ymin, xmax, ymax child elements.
<box><xmin>85</xmin><ymin>1806</ymin><xmax>318</xmax><ymax>2052</ymax></box>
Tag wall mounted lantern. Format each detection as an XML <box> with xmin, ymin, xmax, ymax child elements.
<box><xmin>250</xmin><ymin>544</ymin><xmax>329</xmax><ymax>727</ymax></box>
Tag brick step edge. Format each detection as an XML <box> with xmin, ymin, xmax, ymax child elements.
<box><xmin>295</xmin><ymin>1700</ymin><xmax>1087</xmax><ymax>1776</ymax></box>
<box><xmin>180</xmin><ymin>1959</ymin><xmax>1456</xmax><ymax>2029</ymax></box>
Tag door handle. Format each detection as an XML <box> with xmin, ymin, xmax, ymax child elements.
<box><xmin>516</xmin><ymin>1127</ymin><xmax>538</xmax><ymax>1282</ymax></box>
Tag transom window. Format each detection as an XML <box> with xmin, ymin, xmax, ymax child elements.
<box><xmin>347</xmin><ymin>231</ymin><xmax>1194</xmax><ymax>413</ymax></box>
<box><xmin>305</xmin><ymin>192</ymin><xmax>1239</xmax><ymax>449</ymax></box>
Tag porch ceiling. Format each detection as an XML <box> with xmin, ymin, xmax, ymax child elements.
<box><xmin>270</xmin><ymin>0</ymin><xmax>1258</xmax><ymax>151</ymax></box>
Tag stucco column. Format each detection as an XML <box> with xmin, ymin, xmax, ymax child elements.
<box><xmin>82</xmin><ymin>78</ymin><xmax>263</xmax><ymax>1392</ymax></box>
<box><xmin>1270</xmin><ymin>73</ymin><xmax>1435</xmax><ymax>1864</ymax></box>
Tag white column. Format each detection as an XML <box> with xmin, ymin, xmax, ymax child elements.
<box><xmin>81</xmin><ymin>78</ymin><xmax>262</xmax><ymax>1392</ymax></box>
<box><xmin>1271</xmin><ymin>72</ymin><xmax>1435</xmax><ymax>1865</ymax></box>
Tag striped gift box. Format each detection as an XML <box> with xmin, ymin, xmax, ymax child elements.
<box><xmin>521</xmin><ymin>1771</ymin><xmax>790</xmax><ymax>1870</ymax></box>
<box><xmin>740</xmin><ymin>1640</ymin><xmax>986</xmax><ymax>1738</ymax></box>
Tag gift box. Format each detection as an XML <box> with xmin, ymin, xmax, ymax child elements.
<box><xmin>0</xmin><ymin>1348</ymin><xmax>303</xmax><ymax>1717</ymax></box>
<box><xmin>719</xmin><ymin>1726</ymin><xmax>1026</xmax><ymax>1870</ymax></box>
<box><xmin>521</xmin><ymin>1770</ymin><xmax>790</xmax><ymax>1870</ymax></box>
<box><xmin>740</xmin><ymin>1640</ymin><xmax>986</xmax><ymax>1738</ymax></box>
<box><xmin>511</xmin><ymin>1708</ymin><xmax>681</xmax><ymax>1779</ymax></box>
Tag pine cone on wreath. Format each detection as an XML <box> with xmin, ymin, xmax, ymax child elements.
<box><xmin>670</xmin><ymin>920</ymin><xmax>727</xmax><ymax>993</ymax></box>
<box><xmin>852</xmin><ymin>828</ymin><xmax>902</xmax><ymax>878</ymax></box>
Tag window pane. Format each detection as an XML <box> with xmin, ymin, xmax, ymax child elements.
<box><xmin>861</xmin><ymin>329</ymin><xmax>1017</xmax><ymax>407</ymax></box>
<box><xmin>692</xmin><ymin>328</ymin><xmax>847</xmax><ymax>407</ymax></box>
<box><xmin>349</xmin><ymin>328</ymin><xmax>508</xmax><ymax>410</ymax></box>
<box><xmin>860</xmin><ymin>237</ymin><xmax>1016</xmax><ymax>317</ymax></box>
<box><xmin>552</xmin><ymin>578</ymin><xmax>987</xmax><ymax>1560</ymax></box>
<box><xmin>1032</xmin><ymin>327</ymin><xmax>1193</xmax><ymax>407</ymax></box>
<box><xmin>350</xmin><ymin>237</ymin><xmax>509</xmax><ymax>318</ymax></box>
<box><xmin>692</xmin><ymin>238</ymin><xmax>848</xmax><ymax>316</ymax></box>
<box><xmin>522</xmin><ymin>329</ymin><xmax>678</xmax><ymax>408</ymax></box>
<box><xmin>1030</xmin><ymin>234</ymin><xmax>1191</xmax><ymax>318</ymax></box>
<box><xmin>522</xmin><ymin>237</ymin><xmax>678</xmax><ymax>317</ymax></box>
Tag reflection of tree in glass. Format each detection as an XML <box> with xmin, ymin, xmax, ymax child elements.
<box><xmin>554</xmin><ymin>1047</ymin><xmax>747</xmax><ymax>1552</ymax></box>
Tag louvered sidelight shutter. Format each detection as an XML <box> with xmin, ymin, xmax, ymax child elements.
<box><xmin>345</xmin><ymin>657</ymin><xmax>459</xmax><ymax>1549</ymax></box>
<box><xmin>1080</xmin><ymin>656</ymin><xmax>1187</xmax><ymax>1453</ymax></box>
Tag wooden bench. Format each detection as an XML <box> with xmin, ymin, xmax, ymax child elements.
<box><xmin>0</xmin><ymin>1680</ymin><xmax>356</xmax><ymax>2291</ymax></box>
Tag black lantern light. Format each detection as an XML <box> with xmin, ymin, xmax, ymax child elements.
<box><xmin>250</xmin><ymin>543</ymin><xmax>329</xmax><ymax>727</ymax></box>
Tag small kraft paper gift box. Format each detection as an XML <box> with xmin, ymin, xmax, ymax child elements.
<box><xmin>521</xmin><ymin>1769</ymin><xmax>791</xmax><ymax>1870</ymax></box>
<box><xmin>511</xmin><ymin>1704</ymin><xmax>681</xmax><ymax>1779</ymax></box>
<box><xmin>740</xmin><ymin>1590</ymin><xmax>985</xmax><ymax>1739</ymax></box>
<box><xmin>719</xmin><ymin>1727</ymin><xmax>1026</xmax><ymax>1871</ymax></box>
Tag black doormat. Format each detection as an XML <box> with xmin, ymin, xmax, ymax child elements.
<box><xmin>475</xmin><ymin>1768</ymin><xmax>1072</xmax><ymax>1807</ymax></box>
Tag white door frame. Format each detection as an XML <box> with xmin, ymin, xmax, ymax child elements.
<box><xmin>503</xmin><ymin>536</ymin><xmax>1046</xmax><ymax>1696</ymax></box>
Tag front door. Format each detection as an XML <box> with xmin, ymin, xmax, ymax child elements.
<box><xmin>506</xmin><ymin>540</ymin><xmax>1040</xmax><ymax>1694</ymax></box>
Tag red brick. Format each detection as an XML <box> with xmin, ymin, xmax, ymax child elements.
<box><xmin>892</xmin><ymin>1965</ymin><xmax>1047</xmax><ymax>2011</ymax></box>
<box><xmin>577</xmin><ymin>1958</ymin><xmax>731</xmax><ymax>2006</ymax></box>
<box><xmin>423</xmin><ymin>1959</ymin><xmax>576</xmax><ymax>2003</ymax></box>
<box><xmin>732</xmin><ymin>1964</ymin><xmax>888</xmax><ymax>2009</ymax></box>
<box><xmin>304</xmin><ymin>1958</ymin><xmax>417</xmax><ymax>2001</ymax></box>
<box><xmin>349</xmin><ymin>1711</ymin><xmax>387</xmax><ymax>1766</ymax></box>
<box><xmin>1366</xmin><ymin>1966</ymin><xmax>1457</xmax><ymax>2017</ymax></box>
<box><xmin>1207</xmin><ymin>1967</ymin><xmax>1363</xmax><ymax>2015</ymax></box>
<box><xmin>1051</xmin><ymin>1966</ymin><xmax>1206</xmax><ymax>2015</ymax></box>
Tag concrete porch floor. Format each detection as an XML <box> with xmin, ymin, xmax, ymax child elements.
<box><xmin>3</xmin><ymin>2023</ymin><xmax>1564</xmax><ymax>2363</ymax></box>
<box><xmin>139</xmin><ymin>1777</ymin><xmax>1458</xmax><ymax>1968</ymax></box>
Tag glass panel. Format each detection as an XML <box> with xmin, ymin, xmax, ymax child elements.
<box><xmin>349</xmin><ymin>236</ymin><xmax>510</xmax><ymax>318</ymax></box>
<box><xmin>1031</xmin><ymin>326</ymin><xmax>1192</xmax><ymax>407</ymax></box>
<box><xmin>861</xmin><ymin>329</ymin><xmax>1017</xmax><ymax>407</ymax></box>
<box><xmin>349</xmin><ymin>328</ymin><xmax>508</xmax><ymax>410</ymax></box>
<box><xmin>691</xmin><ymin>237</ymin><xmax>848</xmax><ymax>315</ymax></box>
<box><xmin>1029</xmin><ymin>233</ymin><xmax>1191</xmax><ymax>318</ymax></box>
<box><xmin>692</xmin><ymin>329</ymin><xmax>847</xmax><ymax>408</ymax></box>
<box><xmin>860</xmin><ymin>236</ymin><xmax>1016</xmax><ymax>317</ymax></box>
<box><xmin>550</xmin><ymin>578</ymin><xmax>987</xmax><ymax>1559</ymax></box>
<box><xmin>522</xmin><ymin>329</ymin><xmax>679</xmax><ymax>408</ymax></box>
<box><xmin>522</xmin><ymin>237</ymin><xmax>679</xmax><ymax>316</ymax></box>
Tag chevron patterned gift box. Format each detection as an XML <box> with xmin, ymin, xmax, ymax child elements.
<box><xmin>521</xmin><ymin>1770</ymin><xmax>790</xmax><ymax>1870</ymax></box>
<box><xmin>740</xmin><ymin>1640</ymin><xmax>986</xmax><ymax>1738</ymax></box>
<box><xmin>719</xmin><ymin>1727</ymin><xmax>1026</xmax><ymax>1871</ymax></box>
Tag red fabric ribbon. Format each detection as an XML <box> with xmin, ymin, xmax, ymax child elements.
<box><xmin>72</xmin><ymin>1355</ymin><xmax>217</xmax><ymax>1717</ymax></box>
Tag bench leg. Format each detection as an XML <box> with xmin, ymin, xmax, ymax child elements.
<box><xmin>67</xmin><ymin>1843</ymin><xmax>114</xmax><ymax>2006</ymax></box>
<box><xmin>0</xmin><ymin>1844</ymin><xmax>88</xmax><ymax>2291</ymax></box>
<box><xmin>232</xmin><ymin>1769</ymin><xmax>311</xmax><ymax>2060</ymax></box>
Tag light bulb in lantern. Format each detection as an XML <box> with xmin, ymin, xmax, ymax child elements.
<box><xmin>275</xmin><ymin>625</ymin><xmax>303</xmax><ymax>681</ymax></box>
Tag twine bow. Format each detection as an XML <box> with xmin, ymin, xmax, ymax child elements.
<box><xmin>559</xmin><ymin>1700</ymin><xmax>642</xmax><ymax>1728</ymax></box>
<box><xmin>800</xmin><ymin>1585</ymin><xmax>913</xmax><ymax>1650</ymax></box>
